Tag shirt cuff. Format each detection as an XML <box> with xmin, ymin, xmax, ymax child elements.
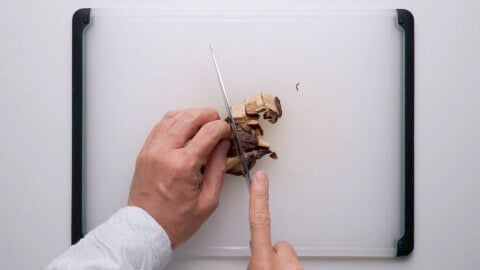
<box><xmin>112</xmin><ymin>206</ymin><xmax>173</xmax><ymax>269</ymax></box>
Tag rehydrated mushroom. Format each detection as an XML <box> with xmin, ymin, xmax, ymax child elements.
<box><xmin>226</xmin><ymin>92</ymin><xmax>282</xmax><ymax>176</ymax></box>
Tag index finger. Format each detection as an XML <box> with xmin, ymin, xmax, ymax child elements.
<box><xmin>184</xmin><ymin>120</ymin><xmax>230</xmax><ymax>160</ymax></box>
<box><xmin>152</xmin><ymin>108</ymin><xmax>220</xmax><ymax>148</ymax></box>
<box><xmin>249</xmin><ymin>171</ymin><xmax>273</xmax><ymax>257</ymax></box>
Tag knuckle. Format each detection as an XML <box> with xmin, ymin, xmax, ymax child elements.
<box><xmin>158</xmin><ymin>110</ymin><xmax>179</xmax><ymax>128</ymax></box>
<box><xmin>136</xmin><ymin>152</ymin><xmax>148</xmax><ymax>165</ymax></box>
<box><xmin>208</xmin><ymin>108</ymin><xmax>221</xmax><ymax>120</ymax></box>
<box><xmin>153</xmin><ymin>122</ymin><xmax>162</xmax><ymax>131</ymax></box>
<box><xmin>162</xmin><ymin>110</ymin><xmax>179</xmax><ymax>124</ymax></box>
<box><xmin>175</xmin><ymin>155</ymin><xmax>198</xmax><ymax>172</ymax></box>
<box><xmin>201</xmin><ymin>107</ymin><xmax>220</xmax><ymax>120</ymax></box>
<box><xmin>211</xmin><ymin>198</ymin><xmax>220</xmax><ymax>210</ymax></box>
<box><xmin>183</xmin><ymin>110</ymin><xmax>203</xmax><ymax>122</ymax></box>
<box><xmin>187</xmin><ymin>158</ymin><xmax>199</xmax><ymax>171</ymax></box>
<box><xmin>254</xmin><ymin>192</ymin><xmax>269</xmax><ymax>201</ymax></box>
<box><xmin>197</xmin><ymin>202</ymin><xmax>215</xmax><ymax>216</ymax></box>
<box><xmin>219</xmin><ymin>120</ymin><xmax>230</xmax><ymax>130</ymax></box>
<box><xmin>150</xmin><ymin>153</ymin><xmax>165</xmax><ymax>168</ymax></box>
<box><xmin>137</xmin><ymin>151</ymin><xmax>160</xmax><ymax>167</ymax></box>
<box><xmin>151</xmin><ymin>122</ymin><xmax>164</xmax><ymax>137</ymax></box>
<box><xmin>210</xmin><ymin>158</ymin><xmax>226</xmax><ymax>173</ymax></box>
<box><xmin>213</xmin><ymin>121</ymin><xmax>230</xmax><ymax>137</ymax></box>
<box><xmin>201</xmin><ymin>121</ymin><xmax>220</xmax><ymax>136</ymax></box>
<box><xmin>250</xmin><ymin>211</ymin><xmax>270</xmax><ymax>227</ymax></box>
<box><xmin>164</xmin><ymin>110</ymin><xmax>179</xmax><ymax>119</ymax></box>
<box><xmin>204</xmin><ymin>196</ymin><xmax>220</xmax><ymax>211</ymax></box>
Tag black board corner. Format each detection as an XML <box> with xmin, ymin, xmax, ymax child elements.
<box><xmin>73</xmin><ymin>8</ymin><xmax>91</xmax><ymax>24</ymax></box>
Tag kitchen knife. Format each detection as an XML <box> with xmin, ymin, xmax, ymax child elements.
<box><xmin>209</xmin><ymin>45</ymin><xmax>252</xmax><ymax>188</ymax></box>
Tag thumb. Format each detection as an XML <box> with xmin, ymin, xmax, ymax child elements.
<box><xmin>249</xmin><ymin>171</ymin><xmax>273</xmax><ymax>257</ymax></box>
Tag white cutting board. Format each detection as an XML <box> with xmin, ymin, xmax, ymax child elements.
<box><xmin>83</xmin><ymin>9</ymin><xmax>404</xmax><ymax>257</ymax></box>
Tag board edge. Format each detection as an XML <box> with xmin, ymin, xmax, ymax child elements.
<box><xmin>72</xmin><ymin>7</ymin><xmax>91</xmax><ymax>245</ymax></box>
<box><xmin>395</xmin><ymin>8</ymin><xmax>415</xmax><ymax>257</ymax></box>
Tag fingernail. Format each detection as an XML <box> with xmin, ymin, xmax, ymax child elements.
<box><xmin>255</xmin><ymin>171</ymin><xmax>267</xmax><ymax>186</ymax></box>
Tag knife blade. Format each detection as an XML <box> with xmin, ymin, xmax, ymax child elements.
<box><xmin>209</xmin><ymin>45</ymin><xmax>252</xmax><ymax>187</ymax></box>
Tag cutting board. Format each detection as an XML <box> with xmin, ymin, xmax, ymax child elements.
<box><xmin>72</xmin><ymin>8</ymin><xmax>414</xmax><ymax>257</ymax></box>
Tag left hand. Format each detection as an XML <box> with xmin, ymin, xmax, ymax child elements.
<box><xmin>128</xmin><ymin>108</ymin><xmax>231</xmax><ymax>248</ymax></box>
<box><xmin>247</xmin><ymin>171</ymin><xmax>303</xmax><ymax>270</ymax></box>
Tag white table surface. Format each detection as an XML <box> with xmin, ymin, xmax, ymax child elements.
<box><xmin>1</xmin><ymin>0</ymin><xmax>479</xmax><ymax>269</ymax></box>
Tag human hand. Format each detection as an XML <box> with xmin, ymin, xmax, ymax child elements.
<box><xmin>128</xmin><ymin>108</ymin><xmax>231</xmax><ymax>248</ymax></box>
<box><xmin>248</xmin><ymin>171</ymin><xmax>303</xmax><ymax>270</ymax></box>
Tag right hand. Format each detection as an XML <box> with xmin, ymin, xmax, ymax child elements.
<box><xmin>128</xmin><ymin>108</ymin><xmax>231</xmax><ymax>249</ymax></box>
<box><xmin>248</xmin><ymin>171</ymin><xmax>303</xmax><ymax>270</ymax></box>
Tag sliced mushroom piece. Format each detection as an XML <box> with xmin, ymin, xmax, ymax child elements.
<box><xmin>246</xmin><ymin>119</ymin><xmax>259</xmax><ymax>126</ymax></box>
<box><xmin>261</xmin><ymin>93</ymin><xmax>282</xmax><ymax>115</ymax></box>
<box><xmin>245</xmin><ymin>92</ymin><xmax>267</xmax><ymax>115</ymax></box>
<box><xmin>226</xmin><ymin>156</ymin><xmax>240</xmax><ymax>169</ymax></box>
<box><xmin>263</xmin><ymin>110</ymin><xmax>279</xmax><ymax>123</ymax></box>
<box><xmin>257</xmin><ymin>135</ymin><xmax>270</xmax><ymax>148</ymax></box>
<box><xmin>275</xmin><ymin>97</ymin><xmax>283</xmax><ymax>118</ymax></box>
<box><xmin>260</xmin><ymin>93</ymin><xmax>282</xmax><ymax>123</ymax></box>
<box><xmin>231</xmin><ymin>103</ymin><xmax>247</xmax><ymax>120</ymax></box>
<box><xmin>250</xmin><ymin>124</ymin><xmax>264</xmax><ymax>136</ymax></box>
